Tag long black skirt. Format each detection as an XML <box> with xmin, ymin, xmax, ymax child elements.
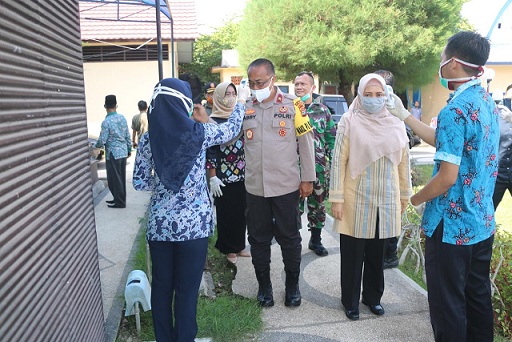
<box><xmin>214</xmin><ymin>181</ymin><xmax>247</xmax><ymax>254</ymax></box>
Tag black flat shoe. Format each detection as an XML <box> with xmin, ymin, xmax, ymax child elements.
<box><xmin>106</xmin><ymin>200</ymin><xmax>115</xmax><ymax>204</ymax></box>
<box><xmin>108</xmin><ymin>204</ymin><xmax>126</xmax><ymax>209</ymax></box>
<box><xmin>344</xmin><ymin>308</ymin><xmax>359</xmax><ymax>320</ymax></box>
<box><xmin>362</xmin><ymin>300</ymin><xmax>385</xmax><ymax>315</ymax></box>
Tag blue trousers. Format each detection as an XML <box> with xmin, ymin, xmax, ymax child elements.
<box><xmin>149</xmin><ymin>238</ymin><xmax>208</xmax><ymax>342</ymax></box>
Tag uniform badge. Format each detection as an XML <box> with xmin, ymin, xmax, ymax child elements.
<box><xmin>279</xmin><ymin>120</ymin><xmax>286</xmax><ymax>127</ymax></box>
<box><xmin>246</xmin><ymin>129</ymin><xmax>254</xmax><ymax>140</ymax></box>
<box><xmin>246</xmin><ymin>108</ymin><xmax>255</xmax><ymax>115</ymax></box>
<box><xmin>279</xmin><ymin>128</ymin><xmax>286</xmax><ymax>137</ymax></box>
<box><xmin>276</xmin><ymin>94</ymin><xmax>283</xmax><ymax>104</ymax></box>
<box><xmin>279</xmin><ymin>106</ymin><xmax>288</xmax><ymax>113</ymax></box>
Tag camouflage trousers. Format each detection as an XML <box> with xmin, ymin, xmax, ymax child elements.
<box><xmin>299</xmin><ymin>174</ymin><xmax>328</xmax><ymax>230</ymax></box>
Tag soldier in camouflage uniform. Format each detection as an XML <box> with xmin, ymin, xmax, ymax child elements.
<box><xmin>295</xmin><ymin>72</ymin><xmax>337</xmax><ymax>256</ymax></box>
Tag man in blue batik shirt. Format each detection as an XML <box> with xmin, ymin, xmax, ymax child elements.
<box><xmin>95</xmin><ymin>94</ymin><xmax>132</xmax><ymax>208</ymax></box>
<box><xmin>387</xmin><ymin>31</ymin><xmax>498</xmax><ymax>342</ymax></box>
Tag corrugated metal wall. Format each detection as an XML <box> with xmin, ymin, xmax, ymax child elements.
<box><xmin>0</xmin><ymin>1</ymin><xmax>105</xmax><ymax>341</ymax></box>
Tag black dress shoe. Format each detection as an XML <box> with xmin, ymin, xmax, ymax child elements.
<box><xmin>106</xmin><ymin>200</ymin><xmax>115</xmax><ymax>204</ymax></box>
<box><xmin>108</xmin><ymin>204</ymin><xmax>126</xmax><ymax>208</ymax></box>
<box><xmin>362</xmin><ymin>300</ymin><xmax>385</xmax><ymax>315</ymax></box>
<box><xmin>383</xmin><ymin>255</ymin><xmax>399</xmax><ymax>269</ymax></box>
<box><xmin>308</xmin><ymin>240</ymin><xmax>328</xmax><ymax>256</ymax></box>
<box><xmin>344</xmin><ymin>308</ymin><xmax>359</xmax><ymax>321</ymax></box>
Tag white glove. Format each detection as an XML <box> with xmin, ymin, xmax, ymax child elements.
<box><xmin>386</xmin><ymin>93</ymin><xmax>411</xmax><ymax>121</ymax></box>
<box><xmin>237</xmin><ymin>80</ymin><xmax>251</xmax><ymax>103</ymax></box>
<box><xmin>210</xmin><ymin>176</ymin><xmax>225</xmax><ymax>197</ymax></box>
<box><xmin>413</xmin><ymin>202</ymin><xmax>426</xmax><ymax>216</ymax></box>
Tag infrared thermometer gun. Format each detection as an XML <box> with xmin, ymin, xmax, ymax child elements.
<box><xmin>240</xmin><ymin>78</ymin><xmax>248</xmax><ymax>89</ymax></box>
<box><xmin>385</xmin><ymin>85</ymin><xmax>395</xmax><ymax>108</ymax></box>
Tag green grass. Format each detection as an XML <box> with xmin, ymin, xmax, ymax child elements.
<box><xmin>116</xmin><ymin>213</ymin><xmax>262</xmax><ymax>342</ymax></box>
<box><xmin>495</xmin><ymin>194</ymin><xmax>512</xmax><ymax>234</ymax></box>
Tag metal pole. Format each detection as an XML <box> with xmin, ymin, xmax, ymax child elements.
<box><xmin>156</xmin><ymin>0</ymin><xmax>163</xmax><ymax>80</ymax></box>
<box><xmin>171</xmin><ymin>18</ymin><xmax>175</xmax><ymax>78</ymax></box>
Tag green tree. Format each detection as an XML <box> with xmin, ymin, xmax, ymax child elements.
<box><xmin>237</xmin><ymin>0</ymin><xmax>467</xmax><ymax>104</ymax></box>
<box><xmin>179</xmin><ymin>21</ymin><xmax>240</xmax><ymax>84</ymax></box>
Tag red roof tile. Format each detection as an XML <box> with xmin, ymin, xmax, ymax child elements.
<box><xmin>79</xmin><ymin>0</ymin><xmax>198</xmax><ymax>41</ymax></box>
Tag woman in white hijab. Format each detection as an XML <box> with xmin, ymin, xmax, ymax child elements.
<box><xmin>329</xmin><ymin>73</ymin><xmax>411</xmax><ymax>321</ymax></box>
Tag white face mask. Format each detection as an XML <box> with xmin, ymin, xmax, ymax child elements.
<box><xmin>438</xmin><ymin>57</ymin><xmax>484</xmax><ymax>90</ymax></box>
<box><xmin>252</xmin><ymin>86</ymin><xmax>271</xmax><ymax>102</ymax></box>
<box><xmin>150</xmin><ymin>84</ymin><xmax>193</xmax><ymax>115</ymax></box>
<box><xmin>361</xmin><ymin>96</ymin><xmax>386</xmax><ymax>114</ymax></box>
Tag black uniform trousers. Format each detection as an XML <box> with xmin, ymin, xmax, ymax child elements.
<box><xmin>492</xmin><ymin>180</ymin><xmax>512</xmax><ymax>209</ymax></box>
<box><xmin>246</xmin><ymin>190</ymin><xmax>302</xmax><ymax>274</ymax></box>
<box><xmin>149</xmin><ymin>238</ymin><xmax>208</xmax><ymax>342</ymax></box>
<box><xmin>425</xmin><ymin>221</ymin><xmax>494</xmax><ymax>342</ymax></box>
<box><xmin>106</xmin><ymin>153</ymin><xmax>126</xmax><ymax>206</ymax></box>
<box><xmin>339</xmin><ymin>215</ymin><xmax>385</xmax><ymax>310</ymax></box>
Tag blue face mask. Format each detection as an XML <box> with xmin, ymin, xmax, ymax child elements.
<box><xmin>361</xmin><ymin>96</ymin><xmax>385</xmax><ymax>114</ymax></box>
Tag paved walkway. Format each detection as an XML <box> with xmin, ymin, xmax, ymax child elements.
<box><xmin>233</xmin><ymin>214</ymin><xmax>434</xmax><ymax>341</ymax></box>
<box><xmin>94</xmin><ymin>154</ymin><xmax>151</xmax><ymax>342</ymax></box>
<box><xmin>93</xmin><ymin>144</ymin><xmax>435</xmax><ymax>341</ymax></box>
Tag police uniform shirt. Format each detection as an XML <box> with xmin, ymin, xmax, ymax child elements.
<box><xmin>243</xmin><ymin>87</ymin><xmax>316</xmax><ymax>197</ymax></box>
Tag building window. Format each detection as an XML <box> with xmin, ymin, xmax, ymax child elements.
<box><xmin>82</xmin><ymin>44</ymin><xmax>169</xmax><ymax>62</ymax></box>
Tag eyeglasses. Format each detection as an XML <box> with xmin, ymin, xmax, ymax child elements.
<box><xmin>248</xmin><ymin>75</ymin><xmax>274</xmax><ymax>89</ymax></box>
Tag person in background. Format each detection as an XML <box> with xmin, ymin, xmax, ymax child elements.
<box><xmin>243</xmin><ymin>58</ymin><xmax>316</xmax><ymax>308</ymax></box>
<box><xmin>505</xmin><ymin>84</ymin><xmax>512</xmax><ymax>99</ymax></box>
<box><xmin>133</xmin><ymin>78</ymin><xmax>249</xmax><ymax>341</ymax></box>
<box><xmin>411</xmin><ymin>101</ymin><xmax>422</xmax><ymax>122</ymax></box>
<box><xmin>387</xmin><ymin>31</ymin><xmax>498</xmax><ymax>341</ymax></box>
<box><xmin>374</xmin><ymin>69</ymin><xmax>401</xmax><ymax>270</ymax></box>
<box><xmin>294</xmin><ymin>71</ymin><xmax>336</xmax><ymax>257</ymax></box>
<box><xmin>203</xmin><ymin>82</ymin><xmax>216</xmax><ymax>115</ymax></box>
<box><xmin>492</xmin><ymin>90</ymin><xmax>512</xmax><ymax>210</ymax></box>
<box><xmin>206</xmin><ymin>81</ymin><xmax>250</xmax><ymax>264</ymax></box>
<box><xmin>96</xmin><ymin>94</ymin><xmax>131</xmax><ymax>209</ymax></box>
<box><xmin>131</xmin><ymin>100</ymin><xmax>148</xmax><ymax>148</ymax></box>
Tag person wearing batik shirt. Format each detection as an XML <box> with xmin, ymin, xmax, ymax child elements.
<box><xmin>206</xmin><ymin>81</ymin><xmax>250</xmax><ymax>264</ymax></box>
<box><xmin>95</xmin><ymin>94</ymin><xmax>131</xmax><ymax>208</ymax></box>
<box><xmin>133</xmin><ymin>78</ymin><xmax>249</xmax><ymax>342</ymax></box>
<box><xmin>387</xmin><ymin>31</ymin><xmax>498</xmax><ymax>342</ymax></box>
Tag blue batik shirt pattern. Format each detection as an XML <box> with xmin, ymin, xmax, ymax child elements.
<box><xmin>133</xmin><ymin>103</ymin><xmax>244</xmax><ymax>242</ymax></box>
<box><xmin>421</xmin><ymin>79</ymin><xmax>499</xmax><ymax>245</ymax></box>
<box><xmin>95</xmin><ymin>112</ymin><xmax>131</xmax><ymax>160</ymax></box>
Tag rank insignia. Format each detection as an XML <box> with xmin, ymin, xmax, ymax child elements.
<box><xmin>246</xmin><ymin>129</ymin><xmax>254</xmax><ymax>140</ymax></box>
<box><xmin>279</xmin><ymin>106</ymin><xmax>288</xmax><ymax>113</ymax></box>
<box><xmin>279</xmin><ymin>120</ymin><xmax>286</xmax><ymax>127</ymax></box>
<box><xmin>276</xmin><ymin>94</ymin><xmax>283</xmax><ymax>103</ymax></box>
<box><xmin>246</xmin><ymin>108</ymin><xmax>255</xmax><ymax>115</ymax></box>
<box><xmin>279</xmin><ymin>128</ymin><xmax>286</xmax><ymax>137</ymax></box>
